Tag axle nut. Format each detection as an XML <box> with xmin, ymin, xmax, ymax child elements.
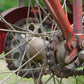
<box><xmin>71</xmin><ymin>42</ymin><xmax>76</xmax><ymax>48</ymax></box>
<box><xmin>46</xmin><ymin>52</ymin><xmax>50</xmax><ymax>58</ymax></box>
<box><xmin>81</xmin><ymin>39</ymin><xmax>84</xmax><ymax>48</ymax></box>
<box><xmin>79</xmin><ymin>50</ymin><xmax>84</xmax><ymax>62</ymax></box>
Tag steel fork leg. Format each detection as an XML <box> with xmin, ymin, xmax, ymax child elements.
<box><xmin>73</xmin><ymin>0</ymin><xmax>83</xmax><ymax>33</ymax></box>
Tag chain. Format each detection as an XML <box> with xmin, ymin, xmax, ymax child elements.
<box><xmin>47</xmin><ymin>31</ymin><xmax>84</xmax><ymax>78</ymax></box>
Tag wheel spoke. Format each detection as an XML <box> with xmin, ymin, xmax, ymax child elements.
<box><xmin>1</xmin><ymin>0</ymin><xmax>83</xmax><ymax>84</ymax></box>
<box><xmin>52</xmin><ymin>75</ymin><xmax>56</xmax><ymax>84</ymax></box>
<box><xmin>59</xmin><ymin>78</ymin><xmax>62</xmax><ymax>84</ymax></box>
<box><xmin>27</xmin><ymin>48</ymin><xmax>35</xmax><ymax>83</ymax></box>
<box><xmin>0</xmin><ymin>47</ymin><xmax>46</xmax><ymax>84</ymax></box>
<box><xmin>15</xmin><ymin>45</ymin><xmax>27</xmax><ymax>84</ymax></box>
<box><xmin>36</xmin><ymin>65</ymin><xmax>44</xmax><ymax>84</ymax></box>
<box><xmin>30</xmin><ymin>2</ymin><xmax>39</xmax><ymax>23</ymax></box>
<box><xmin>15</xmin><ymin>71</ymin><xmax>30</xmax><ymax>84</ymax></box>
<box><xmin>75</xmin><ymin>76</ymin><xmax>78</xmax><ymax>84</ymax></box>
<box><xmin>0</xmin><ymin>58</ymin><xmax>25</xmax><ymax>62</ymax></box>
<box><xmin>14</xmin><ymin>65</ymin><xmax>45</xmax><ymax>84</ymax></box>
<box><xmin>44</xmin><ymin>75</ymin><xmax>53</xmax><ymax>84</ymax></box>
<box><xmin>0</xmin><ymin>42</ymin><xmax>25</xmax><ymax>59</ymax></box>
<box><xmin>26</xmin><ymin>0</ymin><xmax>31</xmax><ymax>30</ymax></box>
<box><xmin>73</xmin><ymin>76</ymin><xmax>84</xmax><ymax>84</ymax></box>
<box><xmin>0</xmin><ymin>67</ymin><xmax>47</xmax><ymax>74</ymax></box>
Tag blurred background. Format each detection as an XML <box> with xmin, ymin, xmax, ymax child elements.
<box><xmin>0</xmin><ymin>0</ymin><xmax>17</xmax><ymax>12</ymax></box>
<box><xmin>0</xmin><ymin>0</ymin><xmax>84</xmax><ymax>12</ymax></box>
<box><xmin>0</xmin><ymin>0</ymin><xmax>44</xmax><ymax>12</ymax></box>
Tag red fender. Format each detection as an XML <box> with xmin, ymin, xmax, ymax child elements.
<box><xmin>0</xmin><ymin>7</ymin><xmax>40</xmax><ymax>54</ymax></box>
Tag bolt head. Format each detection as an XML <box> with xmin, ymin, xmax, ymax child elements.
<box><xmin>79</xmin><ymin>50</ymin><xmax>84</xmax><ymax>61</ymax></box>
<box><xmin>81</xmin><ymin>39</ymin><xmax>84</xmax><ymax>48</ymax></box>
<box><xmin>71</xmin><ymin>42</ymin><xmax>76</xmax><ymax>48</ymax></box>
<box><xmin>46</xmin><ymin>52</ymin><xmax>50</xmax><ymax>57</ymax></box>
<box><xmin>49</xmin><ymin>37</ymin><xmax>53</xmax><ymax>43</ymax></box>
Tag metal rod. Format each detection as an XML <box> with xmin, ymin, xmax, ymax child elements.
<box><xmin>44</xmin><ymin>0</ymin><xmax>76</xmax><ymax>50</ymax></box>
<box><xmin>44</xmin><ymin>75</ymin><xmax>53</xmax><ymax>84</ymax></box>
<box><xmin>0</xmin><ymin>47</ymin><xmax>46</xmax><ymax>84</ymax></box>
<box><xmin>0</xmin><ymin>67</ymin><xmax>46</xmax><ymax>74</ymax></box>
<box><xmin>0</xmin><ymin>28</ymin><xmax>50</xmax><ymax>36</ymax></box>
<box><xmin>73</xmin><ymin>0</ymin><xmax>83</xmax><ymax>33</ymax></box>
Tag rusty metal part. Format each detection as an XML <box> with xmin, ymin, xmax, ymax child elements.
<box><xmin>47</xmin><ymin>31</ymin><xmax>84</xmax><ymax>78</ymax></box>
<box><xmin>4</xmin><ymin>17</ymin><xmax>51</xmax><ymax>78</ymax></box>
<box><xmin>28</xmin><ymin>37</ymin><xmax>48</xmax><ymax>61</ymax></box>
<box><xmin>44</xmin><ymin>0</ymin><xmax>78</xmax><ymax>64</ymax></box>
<box><xmin>50</xmin><ymin>64</ymin><xmax>84</xmax><ymax>78</ymax></box>
<box><xmin>81</xmin><ymin>39</ymin><xmax>84</xmax><ymax>48</ymax></box>
<box><xmin>78</xmin><ymin>50</ymin><xmax>84</xmax><ymax>62</ymax></box>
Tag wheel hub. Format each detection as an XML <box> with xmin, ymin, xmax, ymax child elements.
<box><xmin>47</xmin><ymin>31</ymin><xmax>84</xmax><ymax>78</ymax></box>
<box><xmin>4</xmin><ymin>18</ymin><xmax>49</xmax><ymax>78</ymax></box>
